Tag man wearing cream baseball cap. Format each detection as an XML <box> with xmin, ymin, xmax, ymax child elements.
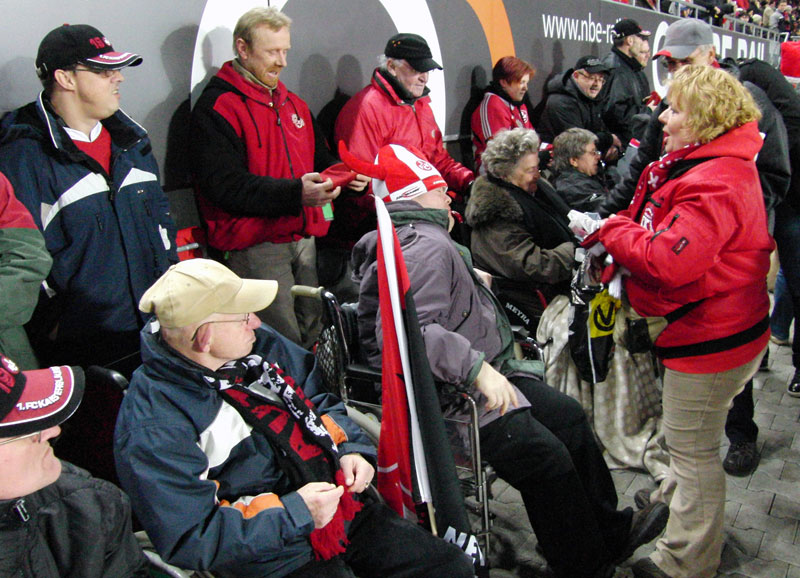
<box><xmin>115</xmin><ymin>259</ymin><xmax>472</xmax><ymax>578</ymax></box>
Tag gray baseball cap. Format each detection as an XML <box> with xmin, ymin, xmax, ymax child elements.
<box><xmin>654</xmin><ymin>19</ymin><xmax>713</xmax><ymax>60</ymax></box>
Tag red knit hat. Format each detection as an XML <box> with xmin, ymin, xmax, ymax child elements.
<box><xmin>338</xmin><ymin>142</ymin><xmax>447</xmax><ymax>202</ymax></box>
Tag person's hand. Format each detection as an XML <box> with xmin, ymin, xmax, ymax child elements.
<box><xmin>347</xmin><ymin>173</ymin><xmax>370</xmax><ymax>193</ymax></box>
<box><xmin>296</xmin><ymin>482</ymin><xmax>344</xmax><ymax>528</ymax></box>
<box><xmin>340</xmin><ymin>453</ymin><xmax>375</xmax><ymax>493</ymax></box>
<box><xmin>301</xmin><ymin>172</ymin><xmax>341</xmax><ymax>207</ymax></box>
<box><xmin>474</xmin><ymin>362</ymin><xmax>519</xmax><ymax>416</ymax></box>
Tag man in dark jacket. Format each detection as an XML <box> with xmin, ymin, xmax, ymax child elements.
<box><xmin>0</xmin><ymin>23</ymin><xmax>178</xmax><ymax>483</ymax></box>
<box><xmin>348</xmin><ymin>143</ymin><xmax>669</xmax><ymax>578</ymax></box>
<box><xmin>190</xmin><ymin>7</ymin><xmax>366</xmax><ymax>349</ymax></box>
<box><xmin>601</xmin><ymin>19</ymin><xmax>654</xmax><ymax>146</ymax></box>
<box><xmin>0</xmin><ymin>354</ymin><xmax>147</xmax><ymax>578</ymax></box>
<box><xmin>114</xmin><ymin>259</ymin><xmax>473</xmax><ymax>578</ymax></box>
<box><xmin>598</xmin><ymin>18</ymin><xmax>791</xmax><ymax>478</ymax></box>
<box><xmin>538</xmin><ymin>56</ymin><xmax>622</xmax><ymax>161</ymax></box>
<box><xmin>721</xmin><ymin>57</ymin><xmax>800</xmax><ymax>407</ymax></box>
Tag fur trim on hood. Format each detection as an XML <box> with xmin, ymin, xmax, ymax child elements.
<box><xmin>465</xmin><ymin>176</ymin><xmax>524</xmax><ymax>228</ymax></box>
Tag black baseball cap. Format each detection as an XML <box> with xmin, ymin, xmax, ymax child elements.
<box><xmin>574</xmin><ymin>56</ymin><xmax>610</xmax><ymax>75</ymax></box>
<box><xmin>0</xmin><ymin>354</ymin><xmax>84</xmax><ymax>439</ymax></box>
<box><xmin>611</xmin><ymin>19</ymin><xmax>651</xmax><ymax>39</ymax></box>
<box><xmin>384</xmin><ymin>33</ymin><xmax>442</xmax><ymax>72</ymax></box>
<box><xmin>36</xmin><ymin>24</ymin><xmax>142</xmax><ymax>79</ymax></box>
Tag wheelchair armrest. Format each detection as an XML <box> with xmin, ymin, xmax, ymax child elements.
<box><xmin>85</xmin><ymin>365</ymin><xmax>130</xmax><ymax>392</ymax></box>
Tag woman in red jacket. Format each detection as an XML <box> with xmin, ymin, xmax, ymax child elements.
<box><xmin>592</xmin><ymin>66</ymin><xmax>771</xmax><ymax>578</ymax></box>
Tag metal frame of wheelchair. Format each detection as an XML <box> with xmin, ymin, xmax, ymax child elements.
<box><xmin>291</xmin><ymin>285</ymin><xmax>496</xmax><ymax>558</ymax></box>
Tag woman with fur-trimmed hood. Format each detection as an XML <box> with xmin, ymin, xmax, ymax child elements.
<box><xmin>465</xmin><ymin>128</ymin><xmax>575</xmax><ymax>318</ymax></box>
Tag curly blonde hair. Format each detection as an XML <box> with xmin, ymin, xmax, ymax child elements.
<box><xmin>667</xmin><ymin>65</ymin><xmax>761</xmax><ymax>144</ymax></box>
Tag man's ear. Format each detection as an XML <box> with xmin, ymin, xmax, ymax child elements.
<box><xmin>570</xmin><ymin>156</ymin><xmax>580</xmax><ymax>168</ymax></box>
<box><xmin>234</xmin><ymin>37</ymin><xmax>249</xmax><ymax>62</ymax></box>
<box><xmin>192</xmin><ymin>325</ymin><xmax>212</xmax><ymax>352</ymax></box>
<box><xmin>52</xmin><ymin>69</ymin><xmax>76</xmax><ymax>92</ymax></box>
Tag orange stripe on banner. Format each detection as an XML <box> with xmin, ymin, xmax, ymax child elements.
<box><xmin>220</xmin><ymin>493</ymin><xmax>284</xmax><ymax>518</ymax></box>
<box><xmin>321</xmin><ymin>414</ymin><xmax>348</xmax><ymax>445</ymax></box>
<box><xmin>463</xmin><ymin>0</ymin><xmax>515</xmax><ymax>65</ymax></box>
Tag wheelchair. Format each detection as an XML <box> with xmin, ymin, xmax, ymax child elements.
<box><xmin>291</xmin><ymin>285</ymin><xmax>500</xmax><ymax>557</ymax></box>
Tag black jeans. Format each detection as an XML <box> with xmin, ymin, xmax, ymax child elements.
<box><xmin>285</xmin><ymin>501</ymin><xmax>473</xmax><ymax>578</ymax></box>
<box><xmin>725</xmin><ymin>379</ymin><xmax>759</xmax><ymax>444</ymax></box>
<box><xmin>480</xmin><ymin>376</ymin><xmax>633</xmax><ymax>578</ymax></box>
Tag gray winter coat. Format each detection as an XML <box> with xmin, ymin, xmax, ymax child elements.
<box><xmin>351</xmin><ymin>201</ymin><xmax>536</xmax><ymax>425</ymax></box>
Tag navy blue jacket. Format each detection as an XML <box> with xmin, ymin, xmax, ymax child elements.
<box><xmin>0</xmin><ymin>94</ymin><xmax>177</xmax><ymax>339</ymax></box>
<box><xmin>114</xmin><ymin>322</ymin><xmax>376</xmax><ymax>577</ymax></box>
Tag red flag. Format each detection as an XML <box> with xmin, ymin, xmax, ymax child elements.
<box><xmin>374</xmin><ymin>197</ymin><xmax>488</xmax><ymax>575</ymax></box>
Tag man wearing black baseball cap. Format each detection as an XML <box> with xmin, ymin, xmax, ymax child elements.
<box><xmin>0</xmin><ymin>24</ymin><xmax>177</xmax><ymax>483</ymax></box>
<box><xmin>333</xmin><ymin>32</ymin><xmax>473</xmax><ymax>257</ymax></box>
<box><xmin>539</xmin><ymin>55</ymin><xmax>622</xmax><ymax>161</ymax></box>
<box><xmin>0</xmin><ymin>354</ymin><xmax>147</xmax><ymax>577</ymax></box>
<box><xmin>601</xmin><ymin>19</ymin><xmax>653</xmax><ymax>146</ymax></box>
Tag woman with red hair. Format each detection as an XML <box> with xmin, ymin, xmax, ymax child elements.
<box><xmin>471</xmin><ymin>56</ymin><xmax>535</xmax><ymax>172</ymax></box>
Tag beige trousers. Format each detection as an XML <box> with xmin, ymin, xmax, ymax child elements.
<box><xmin>649</xmin><ymin>348</ymin><xmax>765</xmax><ymax>578</ymax></box>
<box><xmin>226</xmin><ymin>237</ymin><xmax>322</xmax><ymax>349</ymax></box>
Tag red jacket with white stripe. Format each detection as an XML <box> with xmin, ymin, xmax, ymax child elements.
<box><xmin>471</xmin><ymin>85</ymin><xmax>533</xmax><ymax>172</ymax></box>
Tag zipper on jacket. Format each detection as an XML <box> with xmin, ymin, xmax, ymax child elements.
<box><xmin>275</xmin><ymin>113</ymin><xmax>296</xmax><ymax>178</ymax></box>
<box><xmin>651</xmin><ymin>213</ymin><xmax>679</xmax><ymax>241</ymax></box>
<box><xmin>13</xmin><ymin>500</ymin><xmax>29</xmax><ymax>522</ymax></box>
<box><xmin>243</xmin><ymin>97</ymin><xmax>262</xmax><ymax>148</ymax></box>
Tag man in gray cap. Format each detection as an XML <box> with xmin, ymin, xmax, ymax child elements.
<box><xmin>539</xmin><ymin>55</ymin><xmax>622</xmax><ymax>161</ymax></box>
<box><xmin>332</xmin><ymin>33</ymin><xmax>474</xmax><ymax>254</ymax></box>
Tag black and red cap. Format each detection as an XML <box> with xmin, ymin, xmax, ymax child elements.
<box><xmin>35</xmin><ymin>24</ymin><xmax>142</xmax><ymax>79</ymax></box>
<box><xmin>0</xmin><ymin>355</ymin><xmax>84</xmax><ymax>438</ymax></box>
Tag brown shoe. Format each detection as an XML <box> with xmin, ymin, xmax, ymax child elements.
<box><xmin>614</xmin><ymin>501</ymin><xmax>669</xmax><ymax>563</ymax></box>
<box><xmin>631</xmin><ymin>557</ymin><xmax>671</xmax><ymax>577</ymax></box>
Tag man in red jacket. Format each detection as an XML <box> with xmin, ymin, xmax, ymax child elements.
<box><xmin>191</xmin><ymin>7</ymin><xmax>366</xmax><ymax>349</ymax></box>
<box><xmin>332</xmin><ymin>33</ymin><xmax>474</xmax><ymax>254</ymax></box>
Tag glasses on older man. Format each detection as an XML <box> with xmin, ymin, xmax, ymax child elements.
<box><xmin>191</xmin><ymin>313</ymin><xmax>251</xmax><ymax>341</ymax></box>
<box><xmin>0</xmin><ymin>431</ymin><xmax>42</xmax><ymax>447</ymax></box>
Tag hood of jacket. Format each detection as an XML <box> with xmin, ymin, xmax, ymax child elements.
<box><xmin>685</xmin><ymin>119</ymin><xmax>763</xmax><ymax>163</ymax></box>
<box><xmin>0</xmin><ymin>93</ymin><xmax>147</xmax><ymax>161</ymax></box>
<box><xmin>545</xmin><ymin>69</ymin><xmax>597</xmax><ymax>105</ymax></box>
<box><xmin>465</xmin><ymin>175</ymin><xmax>525</xmax><ymax>228</ymax></box>
<box><xmin>351</xmin><ymin>200</ymin><xmax>450</xmax><ymax>285</ymax></box>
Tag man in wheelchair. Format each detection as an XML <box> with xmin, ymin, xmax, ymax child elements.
<box><xmin>0</xmin><ymin>354</ymin><xmax>148</xmax><ymax>577</ymax></box>
<box><xmin>348</xmin><ymin>143</ymin><xmax>669</xmax><ymax>578</ymax></box>
<box><xmin>114</xmin><ymin>259</ymin><xmax>473</xmax><ymax>578</ymax></box>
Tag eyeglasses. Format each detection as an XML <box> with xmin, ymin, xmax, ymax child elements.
<box><xmin>584</xmin><ymin>148</ymin><xmax>601</xmax><ymax>157</ymax></box>
<box><xmin>72</xmin><ymin>67</ymin><xmax>119</xmax><ymax>78</ymax></box>
<box><xmin>661</xmin><ymin>57</ymin><xmax>692</xmax><ymax>71</ymax></box>
<box><xmin>0</xmin><ymin>431</ymin><xmax>42</xmax><ymax>447</ymax></box>
<box><xmin>191</xmin><ymin>313</ymin><xmax>251</xmax><ymax>341</ymax></box>
<box><xmin>577</xmin><ymin>70</ymin><xmax>607</xmax><ymax>85</ymax></box>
